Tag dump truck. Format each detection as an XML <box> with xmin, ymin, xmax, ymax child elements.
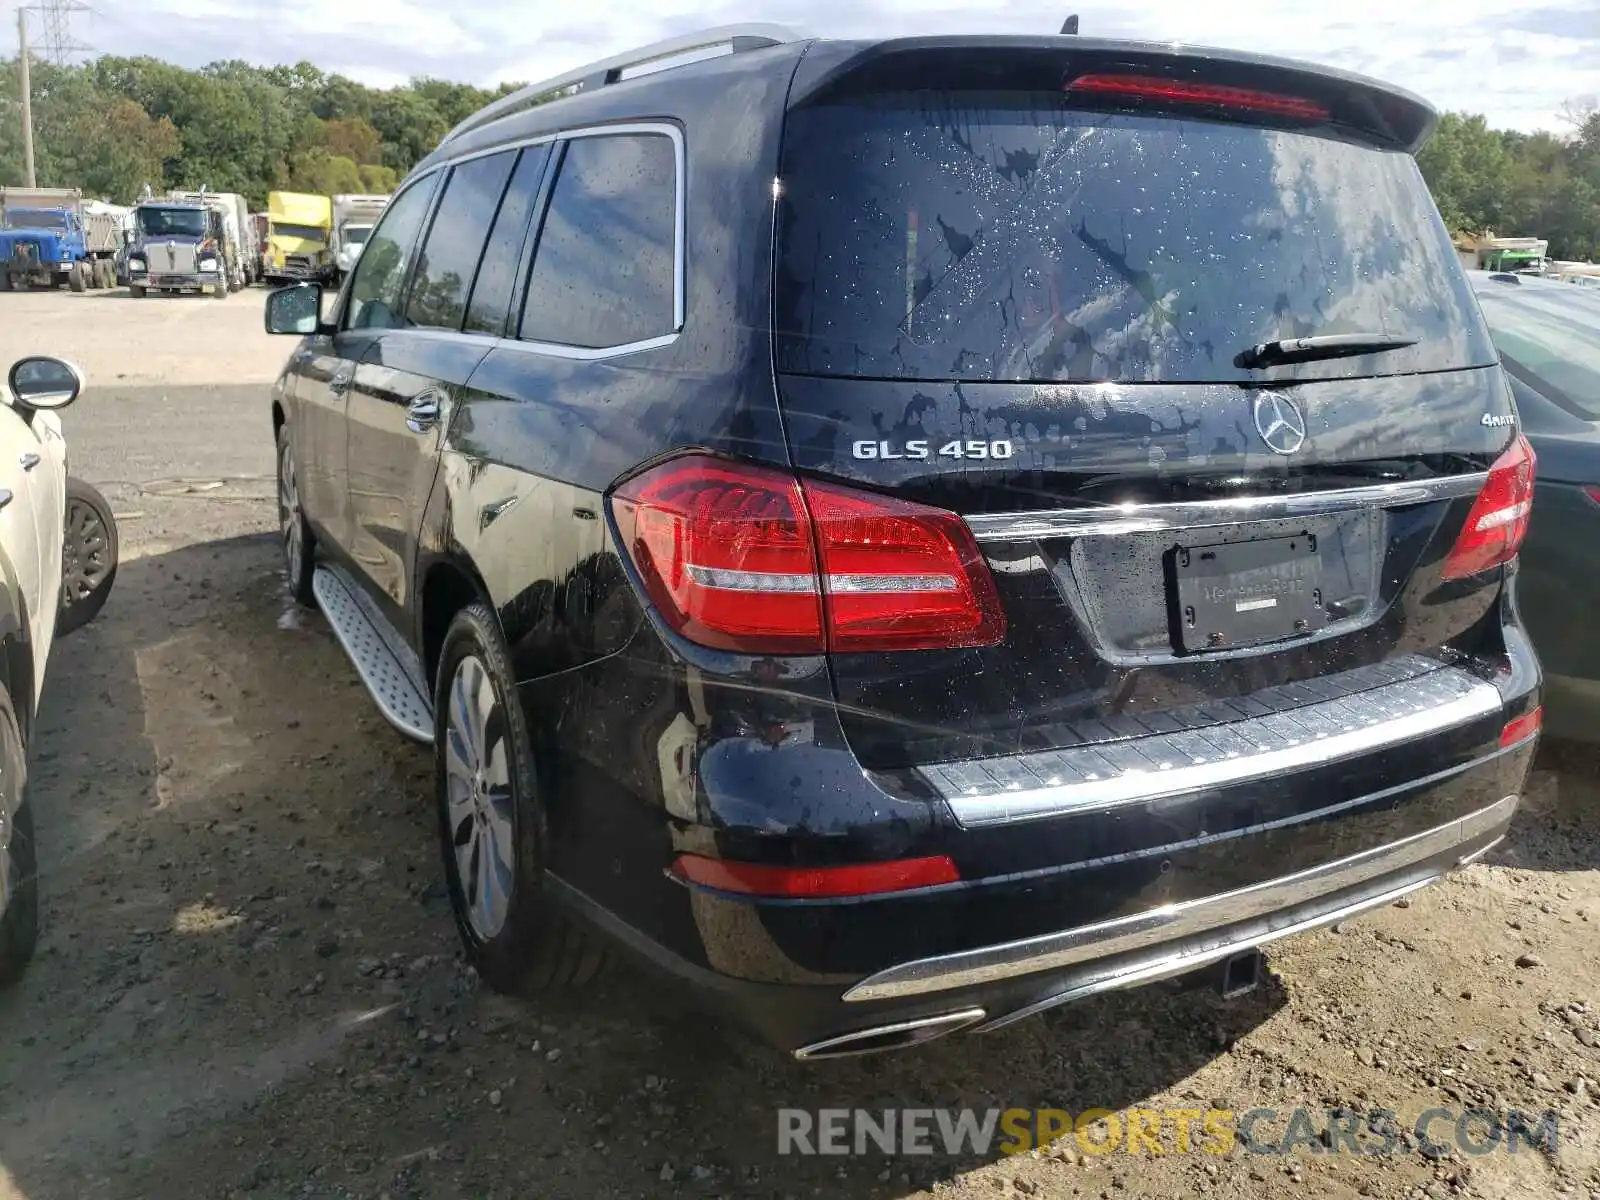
<box><xmin>331</xmin><ymin>194</ymin><xmax>389</xmax><ymax>283</ymax></box>
<box><xmin>167</xmin><ymin>190</ymin><xmax>252</xmax><ymax>290</ymax></box>
<box><xmin>264</xmin><ymin>192</ymin><xmax>334</xmax><ymax>284</ymax></box>
<box><xmin>0</xmin><ymin>186</ymin><xmax>123</xmax><ymax>292</ymax></box>
<box><xmin>125</xmin><ymin>197</ymin><xmax>230</xmax><ymax>298</ymax></box>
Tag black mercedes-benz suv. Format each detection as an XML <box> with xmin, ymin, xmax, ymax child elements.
<box><xmin>264</xmin><ymin>25</ymin><xmax>1541</xmax><ymax>1060</ymax></box>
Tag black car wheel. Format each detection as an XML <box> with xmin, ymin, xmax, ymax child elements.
<box><xmin>277</xmin><ymin>425</ymin><xmax>316</xmax><ymax>606</ymax></box>
<box><xmin>434</xmin><ymin>602</ymin><xmax>604</xmax><ymax>993</ymax></box>
<box><xmin>58</xmin><ymin>477</ymin><xmax>118</xmax><ymax>637</ymax></box>
<box><xmin>0</xmin><ymin>690</ymin><xmax>37</xmax><ymax>988</ymax></box>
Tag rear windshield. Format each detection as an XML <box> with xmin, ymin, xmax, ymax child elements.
<box><xmin>774</xmin><ymin>92</ymin><xmax>1497</xmax><ymax>384</ymax></box>
<box><xmin>1475</xmin><ymin>284</ymin><xmax>1600</xmax><ymax>420</ymax></box>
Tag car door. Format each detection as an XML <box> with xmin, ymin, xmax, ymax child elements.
<box><xmin>293</xmin><ymin>173</ymin><xmax>440</xmax><ymax>555</ymax></box>
<box><xmin>344</xmin><ymin>147</ymin><xmax>533</xmax><ymax>628</ymax></box>
<box><xmin>0</xmin><ymin>404</ymin><xmax>48</xmax><ymax>694</ymax></box>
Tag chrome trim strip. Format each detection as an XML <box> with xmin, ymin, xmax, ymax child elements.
<box><xmin>792</xmin><ymin>1008</ymin><xmax>986</xmax><ymax>1061</ymax></box>
<box><xmin>964</xmin><ymin>473</ymin><xmax>1489</xmax><ymax>543</ymax></box>
<box><xmin>844</xmin><ymin>794</ymin><xmax>1517</xmax><ymax>1005</ymax></box>
<box><xmin>926</xmin><ymin>664</ymin><xmax>1500</xmax><ymax>827</ymax></box>
<box><xmin>976</xmin><ymin>871</ymin><xmax>1440</xmax><ymax>1033</ymax></box>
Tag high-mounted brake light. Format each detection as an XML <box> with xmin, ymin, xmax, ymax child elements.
<box><xmin>669</xmin><ymin>853</ymin><xmax>960</xmax><ymax>898</ymax></box>
<box><xmin>1440</xmin><ymin>435</ymin><xmax>1536</xmax><ymax>581</ymax></box>
<box><xmin>609</xmin><ymin>455</ymin><xmax>1006</xmax><ymax>655</ymax></box>
<box><xmin>1066</xmin><ymin>73</ymin><xmax>1331</xmax><ymax>121</ymax></box>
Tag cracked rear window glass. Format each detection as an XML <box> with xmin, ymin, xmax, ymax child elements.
<box><xmin>774</xmin><ymin>91</ymin><xmax>1496</xmax><ymax>384</ymax></box>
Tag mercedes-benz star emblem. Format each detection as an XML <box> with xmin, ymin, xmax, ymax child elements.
<box><xmin>1253</xmin><ymin>393</ymin><xmax>1308</xmax><ymax>456</ymax></box>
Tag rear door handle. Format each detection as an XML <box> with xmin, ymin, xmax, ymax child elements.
<box><xmin>19</xmin><ymin>453</ymin><xmax>39</xmax><ymax>471</ymax></box>
<box><xmin>406</xmin><ymin>392</ymin><xmax>443</xmax><ymax>434</ymax></box>
<box><xmin>329</xmin><ymin>372</ymin><xmax>353</xmax><ymax>397</ymax></box>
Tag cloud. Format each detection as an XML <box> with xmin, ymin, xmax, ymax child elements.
<box><xmin>5</xmin><ymin>0</ymin><xmax>1594</xmax><ymax>132</ymax></box>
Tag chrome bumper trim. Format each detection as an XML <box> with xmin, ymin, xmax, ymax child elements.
<box><xmin>964</xmin><ymin>472</ymin><xmax>1487</xmax><ymax>543</ymax></box>
<box><xmin>843</xmin><ymin>793</ymin><xmax>1517</xmax><ymax>1005</ymax></box>
<box><xmin>922</xmin><ymin>660</ymin><xmax>1501</xmax><ymax>828</ymax></box>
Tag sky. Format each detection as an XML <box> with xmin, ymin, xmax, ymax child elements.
<box><xmin>6</xmin><ymin>0</ymin><xmax>1597</xmax><ymax>134</ymax></box>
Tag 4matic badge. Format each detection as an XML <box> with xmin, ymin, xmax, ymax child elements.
<box><xmin>1481</xmin><ymin>413</ymin><xmax>1516</xmax><ymax>427</ymax></box>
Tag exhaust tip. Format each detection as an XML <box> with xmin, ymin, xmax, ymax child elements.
<box><xmin>1219</xmin><ymin>949</ymin><xmax>1262</xmax><ymax>999</ymax></box>
<box><xmin>792</xmin><ymin>1008</ymin><xmax>986</xmax><ymax>1062</ymax></box>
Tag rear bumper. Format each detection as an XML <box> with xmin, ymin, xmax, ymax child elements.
<box><xmin>560</xmin><ymin>728</ymin><xmax>1534</xmax><ymax>1058</ymax></box>
<box><xmin>848</xmin><ymin>789</ymin><xmax>1515</xmax><ymax>1014</ymax></box>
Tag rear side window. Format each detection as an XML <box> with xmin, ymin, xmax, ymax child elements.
<box><xmin>406</xmin><ymin>150</ymin><xmax>519</xmax><ymax>332</ymax></box>
<box><xmin>346</xmin><ymin>177</ymin><xmax>437</xmax><ymax>331</ymax></box>
<box><xmin>464</xmin><ymin>144</ymin><xmax>552</xmax><ymax>336</ymax></box>
<box><xmin>1476</xmin><ymin>286</ymin><xmax>1600</xmax><ymax>420</ymax></box>
<box><xmin>775</xmin><ymin>92</ymin><xmax>1498</xmax><ymax>383</ymax></box>
<box><xmin>519</xmin><ymin>133</ymin><xmax>677</xmax><ymax>350</ymax></box>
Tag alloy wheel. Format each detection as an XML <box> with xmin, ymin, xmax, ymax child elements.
<box><xmin>444</xmin><ymin>654</ymin><xmax>515</xmax><ymax>940</ymax></box>
<box><xmin>278</xmin><ymin>440</ymin><xmax>303</xmax><ymax>584</ymax></box>
<box><xmin>61</xmin><ymin>497</ymin><xmax>110</xmax><ymax>606</ymax></box>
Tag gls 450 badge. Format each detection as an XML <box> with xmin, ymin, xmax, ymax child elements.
<box><xmin>852</xmin><ymin>439</ymin><xmax>1015</xmax><ymax>461</ymax></box>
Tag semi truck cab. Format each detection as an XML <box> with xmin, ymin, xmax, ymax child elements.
<box><xmin>126</xmin><ymin>202</ymin><xmax>228</xmax><ymax>298</ymax></box>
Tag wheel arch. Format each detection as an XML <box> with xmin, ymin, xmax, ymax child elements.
<box><xmin>418</xmin><ymin>553</ymin><xmax>494</xmax><ymax>691</ymax></box>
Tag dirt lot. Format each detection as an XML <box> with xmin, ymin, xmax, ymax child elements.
<box><xmin>0</xmin><ymin>287</ymin><xmax>1599</xmax><ymax>1200</ymax></box>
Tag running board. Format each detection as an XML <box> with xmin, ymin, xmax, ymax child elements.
<box><xmin>311</xmin><ymin>565</ymin><xmax>434</xmax><ymax>743</ymax></box>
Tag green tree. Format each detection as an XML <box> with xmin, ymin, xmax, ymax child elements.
<box><xmin>323</xmin><ymin>116</ymin><xmax>382</xmax><ymax>165</ymax></box>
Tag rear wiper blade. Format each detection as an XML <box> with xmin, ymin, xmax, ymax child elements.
<box><xmin>1236</xmin><ymin>333</ymin><xmax>1417</xmax><ymax>369</ymax></box>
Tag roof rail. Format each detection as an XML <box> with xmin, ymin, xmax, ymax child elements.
<box><xmin>439</xmin><ymin>24</ymin><xmax>809</xmax><ymax>148</ymax></box>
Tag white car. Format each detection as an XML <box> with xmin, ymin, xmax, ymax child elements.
<box><xmin>0</xmin><ymin>356</ymin><xmax>117</xmax><ymax>985</ymax></box>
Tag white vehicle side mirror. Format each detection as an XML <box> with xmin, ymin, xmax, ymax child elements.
<box><xmin>8</xmin><ymin>356</ymin><xmax>83</xmax><ymax>410</ymax></box>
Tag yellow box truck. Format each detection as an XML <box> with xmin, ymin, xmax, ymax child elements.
<box><xmin>264</xmin><ymin>192</ymin><xmax>334</xmax><ymax>284</ymax></box>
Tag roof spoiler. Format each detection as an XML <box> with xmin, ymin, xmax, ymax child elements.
<box><xmin>788</xmin><ymin>37</ymin><xmax>1439</xmax><ymax>153</ymax></box>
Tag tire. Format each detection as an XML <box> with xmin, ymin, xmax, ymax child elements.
<box><xmin>0</xmin><ymin>271</ymin><xmax>10</xmax><ymax>293</ymax></box>
<box><xmin>57</xmin><ymin>477</ymin><xmax>118</xmax><ymax>637</ymax></box>
<box><xmin>276</xmin><ymin>424</ymin><xmax>315</xmax><ymax>606</ymax></box>
<box><xmin>0</xmin><ymin>696</ymin><xmax>37</xmax><ymax>989</ymax></box>
<box><xmin>97</xmin><ymin>259</ymin><xmax>115</xmax><ymax>289</ymax></box>
<box><xmin>129</xmin><ymin>284</ymin><xmax>146</xmax><ymax>298</ymax></box>
<box><xmin>68</xmin><ymin>262</ymin><xmax>87</xmax><ymax>293</ymax></box>
<box><xmin>434</xmin><ymin>602</ymin><xmax>605</xmax><ymax>994</ymax></box>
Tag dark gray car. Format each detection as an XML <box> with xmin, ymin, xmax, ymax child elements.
<box><xmin>1471</xmin><ymin>271</ymin><xmax>1600</xmax><ymax>741</ymax></box>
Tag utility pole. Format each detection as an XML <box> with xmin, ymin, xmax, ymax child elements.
<box><xmin>18</xmin><ymin>8</ymin><xmax>36</xmax><ymax>188</ymax></box>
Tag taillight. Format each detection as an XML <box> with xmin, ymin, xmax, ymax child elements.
<box><xmin>609</xmin><ymin>455</ymin><xmax>1006</xmax><ymax>654</ymax></box>
<box><xmin>1583</xmin><ymin>485</ymin><xmax>1600</xmax><ymax>507</ymax></box>
<box><xmin>1066</xmin><ymin>74</ymin><xmax>1331</xmax><ymax>121</ymax></box>
<box><xmin>1440</xmin><ymin>436</ymin><xmax>1537</xmax><ymax>582</ymax></box>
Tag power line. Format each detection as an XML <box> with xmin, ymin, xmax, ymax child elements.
<box><xmin>24</xmin><ymin>0</ymin><xmax>95</xmax><ymax>66</ymax></box>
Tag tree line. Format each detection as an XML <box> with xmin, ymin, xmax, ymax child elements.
<box><xmin>0</xmin><ymin>56</ymin><xmax>523</xmax><ymax>207</ymax></box>
<box><xmin>1418</xmin><ymin>106</ymin><xmax>1600</xmax><ymax>262</ymax></box>
<box><xmin>0</xmin><ymin>53</ymin><xmax>1596</xmax><ymax>261</ymax></box>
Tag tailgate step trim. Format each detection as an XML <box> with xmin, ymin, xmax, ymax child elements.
<box><xmin>964</xmin><ymin>472</ymin><xmax>1488</xmax><ymax>542</ymax></box>
<box><xmin>313</xmin><ymin>564</ymin><xmax>434</xmax><ymax>744</ymax></box>
<box><xmin>921</xmin><ymin>659</ymin><xmax>1501</xmax><ymax>827</ymax></box>
<box><xmin>845</xmin><ymin>793</ymin><xmax>1517</xmax><ymax>1004</ymax></box>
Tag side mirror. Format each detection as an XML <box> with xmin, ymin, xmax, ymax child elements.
<box><xmin>265</xmin><ymin>283</ymin><xmax>325</xmax><ymax>336</ymax></box>
<box><xmin>8</xmin><ymin>356</ymin><xmax>83</xmax><ymax>410</ymax></box>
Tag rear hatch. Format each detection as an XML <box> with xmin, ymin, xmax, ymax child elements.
<box><xmin>770</xmin><ymin>39</ymin><xmax>1522</xmax><ymax>771</ymax></box>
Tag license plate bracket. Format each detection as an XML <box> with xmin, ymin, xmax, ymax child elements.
<box><xmin>1170</xmin><ymin>534</ymin><xmax>1325</xmax><ymax>652</ymax></box>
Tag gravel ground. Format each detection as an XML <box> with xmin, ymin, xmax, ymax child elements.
<box><xmin>0</xmin><ymin>287</ymin><xmax>1597</xmax><ymax>1200</ymax></box>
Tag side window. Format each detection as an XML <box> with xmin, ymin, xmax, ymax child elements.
<box><xmin>463</xmin><ymin>144</ymin><xmax>552</xmax><ymax>335</ymax></box>
<box><xmin>346</xmin><ymin>177</ymin><xmax>438</xmax><ymax>332</ymax></box>
<box><xmin>519</xmin><ymin>133</ymin><xmax>677</xmax><ymax>350</ymax></box>
<box><xmin>406</xmin><ymin>150</ymin><xmax>519</xmax><ymax>332</ymax></box>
